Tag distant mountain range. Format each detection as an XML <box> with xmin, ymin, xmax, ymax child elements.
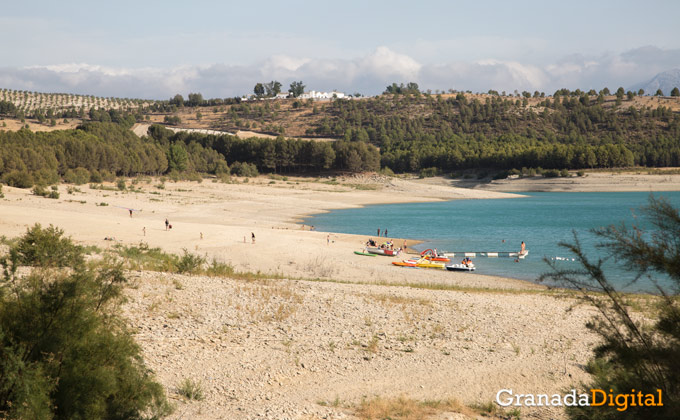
<box><xmin>630</xmin><ymin>69</ymin><xmax>680</xmax><ymax>95</ymax></box>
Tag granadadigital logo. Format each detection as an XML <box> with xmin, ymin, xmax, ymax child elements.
<box><xmin>496</xmin><ymin>389</ymin><xmax>663</xmax><ymax>411</ymax></box>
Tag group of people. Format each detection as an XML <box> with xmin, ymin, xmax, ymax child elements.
<box><xmin>376</xmin><ymin>228</ymin><xmax>388</xmax><ymax>237</ymax></box>
<box><xmin>366</xmin><ymin>238</ymin><xmax>396</xmax><ymax>250</ymax></box>
<box><xmin>461</xmin><ymin>257</ymin><xmax>473</xmax><ymax>266</ymax></box>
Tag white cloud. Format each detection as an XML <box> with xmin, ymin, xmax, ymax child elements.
<box><xmin>359</xmin><ymin>46</ymin><xmax>421</xmax><ymax>80</ymax></box>
<box><xmin>1</xmin><ymin>46</ymin><xmax>678</xmax><ymax>99</ymax></box>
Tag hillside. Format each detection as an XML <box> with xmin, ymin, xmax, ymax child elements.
<box><xmin>2</xmin><ymin>88</ymin><xmax>680</xmax><ymax>176</ymax></box>
<box><xmin>0</xmin><ymin>87</ymin><xmax>155</xmax><ymax>113</ymax></box>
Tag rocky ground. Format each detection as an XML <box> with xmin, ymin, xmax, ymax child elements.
<box><xmin>122</xmin><ymin>271</ymin><xmax>598</xmax><ymax>420</ymax></box>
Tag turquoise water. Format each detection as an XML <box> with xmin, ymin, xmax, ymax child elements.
<box><xmin>303</xmin><ymin>192</ymin><xmax>680</xmax><ymax>293</ymax></box>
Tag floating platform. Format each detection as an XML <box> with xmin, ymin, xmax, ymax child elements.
<box><xmin>442</xmin><ymin>250</ymin><xmax>529</xmax><ymax>259</ymax></box>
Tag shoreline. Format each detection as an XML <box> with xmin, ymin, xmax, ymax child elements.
<box><xmin>297</xmin><ymin>183</ymin><xmax>679</xmax><ymax>295</ymax></box>
<box><xmin>2</xmin><ymin>172</ymin><xmax>675</xmax><ymax>419</ymax></box>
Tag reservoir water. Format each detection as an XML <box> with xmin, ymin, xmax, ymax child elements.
<box><xmin>303</xmin><ymin>191</ymin><xmax>680</xmax><ymax>293</ymax></box>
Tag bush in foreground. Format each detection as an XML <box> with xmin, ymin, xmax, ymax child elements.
<box><xmin>0</xmin><ymin>225</ymin><xmax>171</xmax><ymax>419</ymax></box>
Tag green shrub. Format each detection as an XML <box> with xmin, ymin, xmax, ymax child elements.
<box><xmin>176</xmin><ymin>249</ymin><xmax>206</xmax><ymax>274</ymax></box>
<box><xmin>100</xmin><ymin>169</ymin><xmax>115</xmax><ymax>182</ymax></box>
<box><xmin>168</xmin><ymin>170</ymin><xmax>181</xmax><ymax>182</ymax></box>
<box><xmin>89</xmin><ymin>169</ymin><xmax>103</xmax><ymax>183</ymax></box>
<box><xmin>380</xmin><ymin>167</ymin><xmax>395</xmax><ymax>177</ymax></box>
<box><xmin>543</xmin><ymin>169</ymin><xmax>560</xmax><ymax>178</ymax></box>
<box><xmin>164</xmin><ymin>115</ymin><xmax>181</xmax><ymax>125</ymax></box>
<box><xmin>182</xmin><ymin>172</ymin><xmax>203</xmax><ymax>183</ymax></box>
<box><xmin>419</xmin><ymin>167</ymin><xmax>439</xmax><ymax>178</ymax></box>
<box><xmin>67</xmin><ymin>167</ymin><xmax>91</xmax><ymax>185</ymax></box>
<box><xmin>230</xmin><ymin>161</ymin><xmax>259</xmax><ymax>177</ymax></box>
<box><xmin>12</xmin><ymin>224</ymin><xmax>84</xmax><ymax>268</ymax></box>
<box><xmin>205</xmin><ymin>259</ymin><xmax>235</xmax><ymax>277</ymax></box>
<box><xmin>34</xmin><ymin>168</ymin><xmax>60</xmax><ymax>185</ymax></box>
<box><xmin>32</xmin><ymin>185</ymin><xmax>48</xmax><ymax>197</ymax></box>
<box><xmin>0</xmin><ymin>228</ymin><xmax>171</xmax><ymax>419</ymax></box>
<box><xmin>559</xmin><ymin>168</ymin><xmax>570</xmax><ymax>177</ymax></box>
<box><xmin>214</xmin><ymin>161</ymin><xmax>230</xmax><ymax>176</ymax></box>
<box><xmin>113</xmin><ymin>242</ymin><xmax>177</xmax><ymax>272</ymax></box>
<box><xmin>32</xmin><ymin>186</ymin><xmax>59</xmax><ymax>199</ymax></box>
<box><xmin>577</xmin><ymin>170</ymin><xmax>585</xmax><ymax>177</ymax></box>
<box><xmin>3</xmin><ymin>170</ymin><xmax>34</xmax><ymax>188</ymax></box>
<box><xmin>116</xmin><ymin>178</ymin><xmax>127</xmax><ymax>191</ymax></box>
<box><xmin>492</xmin><ymin>170</ymin><xmax>509</xmax><ymax>180</ymax></box>
<box><xmin>63</xmin><ymin>168</ymin><xmax>90</xmax><ymax>185</ymax></box>
<box><xmin>177</xmin><ymin>378</ymin><xmax>204</xmax><ymax>401</ymax></box>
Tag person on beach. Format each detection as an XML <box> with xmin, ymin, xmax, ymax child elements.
<box><xmin>327</xmin><ymin>234</ymin><xmax>330</xmax><ymax>245</ymax></box>
<box><xmin>129</xmin><ymin>209</ymin><xmax>133</xmax><ymax>217</ymax></box>
<box><xmin>251</xmin><ymin>232</ymin><xmax>255</xmax><ymax>244</ymax></box>
<box><xmin>403</xmin><ymin>240</ymin><xmax>407</xmax><ymax>250</ymax></box>
<box><xmin>165</xmin><ymin>219</ymin><xmax>169</xmax><ymax>231</ymax></box>
<box><xmin>142</xmin><ymin>227</ymin><xmax>146</xmax><ymax>236</ymax></box>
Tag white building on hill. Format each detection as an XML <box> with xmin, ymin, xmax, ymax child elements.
<box><xmin>298</xmin><ymin>90</ymin><xmax>347</xmax><ymax>100</ymax></box>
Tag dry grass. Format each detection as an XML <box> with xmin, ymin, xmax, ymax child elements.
<box><xmin>303</xmin><ymin>256</ymin><xmax>338</xmax><ymax>278</ymax></box>
<box><xmin>353</xmin><ymin>396</ymin><xmax>485</xmax><ymax>420</ymax></box>
<box><xmin>234</xmin><ymin>280</ymin><xmax>303</xmax><ymax>323</ymax></box>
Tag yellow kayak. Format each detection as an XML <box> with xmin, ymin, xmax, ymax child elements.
<box><xmin>392</xmin><ymin>258</ymin><xmax>445</xmax><ymax>269</ymax></box>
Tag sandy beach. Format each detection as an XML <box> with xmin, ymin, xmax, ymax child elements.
<box><xmin>1</xmin><ymin>172</ymin><xmax>674</xmax><ymax>419</ymax></box>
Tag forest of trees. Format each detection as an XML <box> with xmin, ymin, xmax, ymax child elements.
<box><xmin>0</xmin><ymin>122</ymin><xmax>226</xmax><ymax>187</ymax></box>
<box><xmin>308</xmin><ymin>91</ymin><xmax>680</xmax><ymax>172</ymax></box>
<box><xmin>2</xmin><ymin>86</ymin><xmax>680</xmax><ymax>184</ymax></box>
<box><xmin>147</xmin><ymin>125</ymin><xmax>379</xmax><ymax>174</ymax></box>
<box><xmin>0</xmin><ymin>120</ymin><xmax>381</xmax><ymax>188</ymax></box>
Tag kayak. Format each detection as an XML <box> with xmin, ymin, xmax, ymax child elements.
<box><xmin>393</xmin><ymin>259</ymin><xmax>445</xmax><ymax>269</ymax></box>
<box><xmin>354</xmin><ymin>251</ymin><xmax>376</xmax><ymax>257</ymax></box>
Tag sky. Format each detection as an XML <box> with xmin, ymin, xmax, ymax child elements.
<box><xmin>1</xmin><ymin>0</ymin><xmax>680</xmax><ymax>99</ymax></box>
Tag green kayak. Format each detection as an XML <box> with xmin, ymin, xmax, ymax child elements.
<box><xmin>354</xmin><ymin>251</ymin><xmax>376</xmax><ymax>257</ymax></box>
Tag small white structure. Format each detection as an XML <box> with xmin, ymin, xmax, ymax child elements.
<box><xmin>298</xmin><ymin>90</ymin><xmax>347</xmax><ymax>100</ymax></box>
<box><xmin>275</xmin><ymin>93</ymin><xmax>290</xmax><ymax>99</ymax></box>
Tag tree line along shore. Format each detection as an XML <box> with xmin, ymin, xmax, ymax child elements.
<box><xmin>1</xmin><ymin>86</ymin><xmax>680</xmax><ymax>187</ymax></box>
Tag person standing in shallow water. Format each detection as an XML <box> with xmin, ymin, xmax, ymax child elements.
<box><xmin>521</xmin><ymin>241</ymin><xmax>526</xmax><ymax>255</ymax></box>
<box><xmin>377</xmin><ymin>228</ymin><xmax>380</xmax><ymax>237</ymax></box>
